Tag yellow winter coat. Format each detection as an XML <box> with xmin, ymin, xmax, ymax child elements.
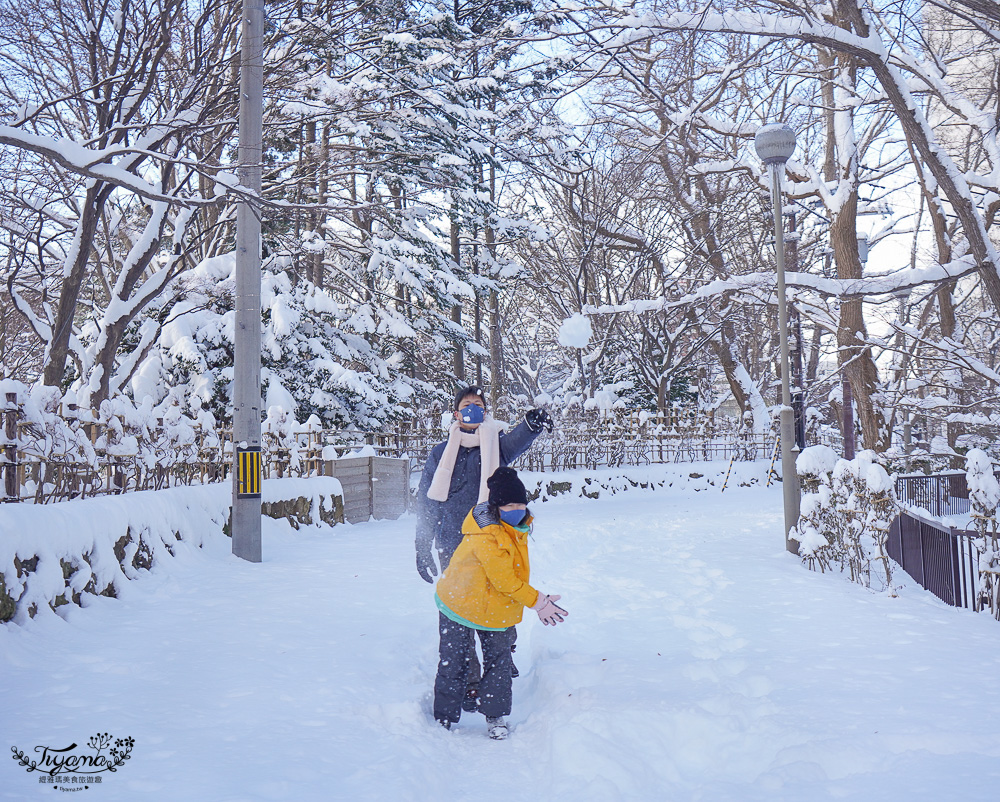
<box><xmin>435</xmin><ymin>503</ymin><xmax>540</xmax><ymax>629</ymax></box>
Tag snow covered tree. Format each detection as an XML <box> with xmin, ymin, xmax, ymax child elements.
<box><xmin>256</xmin><ymin>0</ymin><xmax>560</xmax><ymax>405</ymax></box>
<box><xmin>130</xmin><ymin>252</ymin><xmax>416</xmax><ymax>430</ymax></box>
<box><xmin>541</xmin><ymin>0</ymin><xmax>1000</xmax><ymax>451</ymax></box>
<box><xmin>0</xmin><ymin>0</ymin><xmax>245</xmax><ymax>405</ymax></box>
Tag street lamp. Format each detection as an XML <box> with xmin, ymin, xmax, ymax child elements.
<box><xmin>755</xmin><ymin>124</ymin><xmax>801</xmax><ymax>554</ymax></box>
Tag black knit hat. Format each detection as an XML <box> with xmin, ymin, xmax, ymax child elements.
<box><xmin>487</xmin><ymin>466</ymin><xmax>528</xmax><ymax>507</ymax></box>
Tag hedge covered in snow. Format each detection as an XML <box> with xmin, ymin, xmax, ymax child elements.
<box><xmin>517</xmin><ymin>460</ymin><xmax>772</xmax><ymax>502</ymax></box>
<box><xmin>792</xmin><ymin>447</ymin><xmax>897</xmax><ymax>591</ymax></box>
<box><xmin>0</xmin><ymin>477</ymin><xmax>343</xmax><ymax>625</ymax></box>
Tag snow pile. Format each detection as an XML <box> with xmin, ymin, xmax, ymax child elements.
<box><xmin>0</xmin><ymin>477</ymin><xmax>343</xmax><ymax>625</ymax></box>
<box><xmin>795</xmin><ymin>444</ymin><xmax>839</xmax><ymax>480</ymax></box>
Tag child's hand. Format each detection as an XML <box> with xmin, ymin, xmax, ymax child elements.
<box><xmin>533</xmin><ymin>593</ymin><xmax>568</xmax><ymax>626</ymax></box>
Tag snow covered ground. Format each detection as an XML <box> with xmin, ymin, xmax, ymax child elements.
<box><xmin>3</xmin><ymin>476</ymin><xmax>1000</xmax><ymax>801</ymax></box>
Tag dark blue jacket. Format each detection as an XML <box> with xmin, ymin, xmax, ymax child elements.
<box><xmin>415</xmin><ymin>420</ymin><xmax>540</xmax><ymax>562</ymax></box>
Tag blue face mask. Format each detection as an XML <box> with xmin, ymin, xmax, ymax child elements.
<box><xmin>459</xmin><ymin>404</ymin><xmax>485</xmax><ymax>425</ymax></box>
<box><xmin>500</xmin><ymin>509</ymin><xmax>527</xmax><ymax>527</ymax></box>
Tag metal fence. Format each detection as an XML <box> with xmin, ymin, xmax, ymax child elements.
<box><xmin>887</xmin><ymin>509</ymin><xmax>979</xmax><ymax>609</ymax></box>
<box><xmin>895</xmin><ymin>471</ymin><xmax>970</xmax><ymax>517</ymax></box>
<box><xmin>888</xmin><ymin>470</ymin><xmax>1000</xmax><ymax>611</ymax></box>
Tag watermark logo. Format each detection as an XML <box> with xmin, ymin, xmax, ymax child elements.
<box><xmin>11</xmin><ymin>733</ymin><xmax>134</xmax><ymax>791</ymax></box>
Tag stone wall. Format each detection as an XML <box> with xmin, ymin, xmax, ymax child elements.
<box><xmin>0</xmin><ymin>477</ymin><xmax>344</xmax><ymax>625</ymax></box>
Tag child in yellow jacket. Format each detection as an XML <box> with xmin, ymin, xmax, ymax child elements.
<box><xmin>433</xmin><ymin>466</ymin><xmax>568</xmax><ymax>739</ymax></box>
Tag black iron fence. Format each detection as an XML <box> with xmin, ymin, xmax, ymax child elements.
<box><xmin>887</xmin><ymin>510</ymin><xmax>979</xmax><ymax>609</ymax></box>
<box><xmin>895</xmin><ymin>471</ymin><xmax>970</xmax><ymax>516</ymax></box>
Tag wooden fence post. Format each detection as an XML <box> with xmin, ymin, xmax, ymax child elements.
<box><xmin>3</xmin><ymin>392</ymin><xmax>19</xmax><ymax>502</ymax></box>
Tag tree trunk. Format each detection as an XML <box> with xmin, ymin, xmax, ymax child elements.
<box><xmin>830</xmin><ymin>201</ymin><xmax>886</xmax><ymax>451</ymax></box>
<box><xmin>450</xmin><ymin>219</ymin><xmax>464</xmax><ymax>381</ymax></box>
<box><xmin>43</xmin><ymin>183</ymin><xmax>108</xmax><ymax>389</ymax></box>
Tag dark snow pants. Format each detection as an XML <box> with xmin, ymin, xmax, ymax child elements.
<box><xmin>439</xmin><ymin>546</ymin><xmax>483</xmax><ymax>690</ymax></box>
<box><xmin>433</xmin><ymin>613</ymin><xmax>513</xmax><ymax>725</ymax></box>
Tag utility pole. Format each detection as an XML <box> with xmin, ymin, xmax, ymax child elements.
<box><xmin>755</xmin><ymin>124</ymin><xmax>801</xmax><ymax>554</ymax></box>
<box><xmin>232</xmin><ymin>0</ymin><xmax>264</xmax><ymax>562</ymax></box>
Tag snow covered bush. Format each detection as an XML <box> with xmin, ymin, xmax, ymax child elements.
<box><xmin>2</xmin><ymin>379</ymin><xmax>230</xmax><ymax>502</ymax></box>
<box><xmin>966</xmin><ymin>449</ymin><xmax>1000</xmax><ymax>619</ymax></box>
<box><xmin>3</xmin><ymin>381</ymin><xmax>99</xmax><ymax>501</ymax></box>
<box><xmin>792</xmin><ymin>446</ymin><xmax>841</xmax><ymax>573</ymax></box>
<box><xmin>793</xmin><ymin>447</ymin><xmax>897</xmax><ymax>591</ymax></box>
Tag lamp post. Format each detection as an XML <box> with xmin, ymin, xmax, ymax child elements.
<box><xmin>232</xmin><ymin>0</ymin><xmax>265</xmax><ymax>562</ymax></box>
<box><xmin>755</xmin><ymin>124</ymin><xmax>800</xmax><ymax>554</ymax></box>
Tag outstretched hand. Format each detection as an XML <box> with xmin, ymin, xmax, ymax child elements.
<box><xmin>533</xmin><ymin>593</ymin><xmax>568</xmax><ymax>626</ymax></box>
<box><xmin>525</xmin><ymin>408</ymin><xmax>554</xmax><ymax>434</ymax></box>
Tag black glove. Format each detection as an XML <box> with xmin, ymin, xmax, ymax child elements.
<box><xmin>416</xmin><ymin>544</ymin><xmax>438</xmax><ymax>584</ymax></box>
<box><xmin>525</xmin><ymin>408</ymin><xmax>554</xmax><ymax>433</ymax></box>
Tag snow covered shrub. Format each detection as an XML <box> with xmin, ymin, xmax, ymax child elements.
<box><xmin>792</xmin><ymin>446</ymin><xmax>841</xmax><ymax>573</ymax></box>
<box><xmin>735</xmin><ymin>411</ymin><xmax>759</xmax><ymax>462</ymax></box>
<box><xmin>3</xmin><ymin>378</ymin><xmax>233</xmax><ymax>501</ymax></box>
<box><xmin>5</xmin><ymin>382</ymin><xmax>99</xmax><ymax>501</ymax></box>
<box><xmin>966</xmin><ymin>449</ymin><xmax>1000</xmax><ymax>619</ymax></box>
<box><xmin>792</xmin><ymin>447</ymin><xmax>897</xmax><ymax>591</ymax></box>
<box><xmin>263</xmin><ymin>406</ymin><xmax>304</xmax><ymax>476</ymax></box>
<box><xmin>861</xmin><ymin>459</ymin><xmax>898</xmax><ymax>592</ymax></box>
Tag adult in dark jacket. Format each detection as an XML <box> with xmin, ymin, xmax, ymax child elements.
<box><xmin>415</xmin><ymin>386</ymin><xmax>552</xmax><ymax>580</ymax></box>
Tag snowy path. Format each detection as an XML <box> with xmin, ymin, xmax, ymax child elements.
<box><xmin>3</xmin><ymin>485</ymin><xmax>1000</xmax><ymax>801</ymax></box>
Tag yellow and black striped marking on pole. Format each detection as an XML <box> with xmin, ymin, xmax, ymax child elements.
<box><xmin>766</xmin><ymin>436</ymin><xmax>780</xmax><ymax>487</ymax></box>
<box><xmin>236</xmin><ymin>446</ymin><xmax>262</xmax><ymax>498</ymax></box>
<box><xmin>721</xmin><ymin>454</ymin><xmax>737</xmax><ymax>493</ymax></box>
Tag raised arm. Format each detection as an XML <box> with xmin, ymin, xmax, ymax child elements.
<box><xmin>499</xmin><ymin>419</ymin><xmax>541</xmax><ymax>465</ymax></box>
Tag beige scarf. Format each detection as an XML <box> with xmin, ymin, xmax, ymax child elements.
<box><xmin>426</xmin><ymin>416</ymin><xmax>504</xmax><ymax>503</ymax></box>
